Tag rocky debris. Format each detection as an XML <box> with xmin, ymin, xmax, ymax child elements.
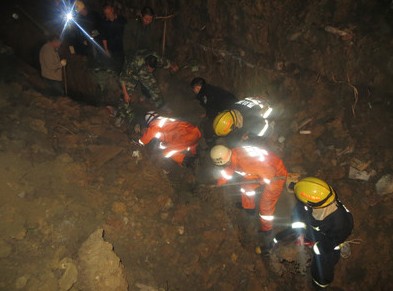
<box><xmin>324</xmin><ymin>25</ymin><xmax>354</xmax><ymax>41</ymax></box>
<box><xmin>57</xmin><ymin>257</ymin><xmax>78</xmax><ymax>291</ymax></box>
<box><xmin>86</xmin><ymin>145</ymin><xmax>124</xmax><ymax>169</ymax></box>
<box><xmin>135</xmin><ymin>283</ymin><xmax>165</xmax><ymax>291</ymax></box>
<box><xmin>0</xmin><ymin>1</ymin><xmax>392</xmax><ymax>289</ymax></box>
<box><xmin>348</xmin><ymin>158</ymin><xmax>376</xmax><ymax>181</ymax></box>
<box><xmin>77</xmin><ymin>229</ymin><xmax>128</xmax><ymax>291</ymax></box>
<box><xmin>269</xmin><ymin>244</ymin><xmax>312</xmax><ymax>277</ymax></box>
<box><xmin>376</xmin><ymin>174</ymin><xmax>393</xmax><ymax>196</ymax></box>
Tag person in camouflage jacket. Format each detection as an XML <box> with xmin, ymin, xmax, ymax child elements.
<box><xmin>119</xmin><ymin>49</ymin><xmax>177</xmax><ymax>109</ymax></box>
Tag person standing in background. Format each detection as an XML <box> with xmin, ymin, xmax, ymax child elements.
<box><xmin>123</xmin><ymin>6</ymin><xmax>162</xmax><ymax>54</ymax></box>
<box><xmin>39</xmin><ymin>34</ymin><xmax>67</xmax><ymax>97</ymax></box>
<box><xmin>101</xmin><ymin>2</ymin><xmax>126</xmax><ymax>73</ymax></box>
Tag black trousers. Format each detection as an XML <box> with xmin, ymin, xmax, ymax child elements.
<box><xmin>311</xmin><ymin>250</ymin><xmax>341</xmax><ymax>288</ymax></box>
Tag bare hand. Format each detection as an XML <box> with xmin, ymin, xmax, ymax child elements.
<box><xmin>169</xmin><ymin>64</ymin><xmax>179</xmax><ymax>73</ymax></box>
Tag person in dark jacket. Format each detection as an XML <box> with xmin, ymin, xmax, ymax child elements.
<box><xmin>101</xmin><ymin>2</ymin><xmax>127</xmax><ymax>72</ymax></box>
<box><xmin>212</xmin><ymin>97</ymin><xmax>273</xmax><ymax>147</ymax></box>
<box><xmin>190</xmin><ymin>77</ymin><xmax>237</xmax><ymax>144</ymax></box>
<box><xmin>124</xmin><ymin>6</ymin><xmax>162</xmax><ymax>54</ymax></box>
<box><xmin>190</xmin><ymin>77</ymin><xmax>237</xmax><ymax>119</ymax></box>
<box><xmin>279</xmin><ymin>177</ymin><xmax>354</xmax><ymax>289</ymax></box>
<box><xmin>69</xmin><ymin>0</ymin><xmax>101</xmax><ymax>57</ymax></box>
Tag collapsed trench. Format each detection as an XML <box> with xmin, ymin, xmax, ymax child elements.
<box><xmin>1</xmin><ymin>0</ymin><xmax>393</xmax><ymax>290</ymax></box>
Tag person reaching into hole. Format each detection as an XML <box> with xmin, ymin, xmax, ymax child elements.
<box><xmin>138</xmin><ymin>111</ymin><xmax>201</xmax><ymax>168</ymax></box>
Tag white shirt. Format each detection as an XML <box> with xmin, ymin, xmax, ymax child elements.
<box><xmin>39</xmin><ymin>42</ymin><xmax>62</xmax><ymax>81</ymax></box>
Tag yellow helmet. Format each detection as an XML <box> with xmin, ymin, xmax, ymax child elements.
<box><xmin>213</xmin><ymin>110</ymin><xmax>242</xmax><ymax>136</ymax></box>
<box><xmin>74</xmin><ymin>0</ymin><xmax>86</xmax><ymax>13</ymax></box>
<box><xmin>210</xmin><ymin>145</ymin><xmax>232</xmax><ymax>166</ymax></box>
<box><xmin>294</xmin><ymin>177</ymin><xmax>336</xmax><ymax>208</ymax></box>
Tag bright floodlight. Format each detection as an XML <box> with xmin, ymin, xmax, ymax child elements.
<box><xmin>66</xmin><ymin>12</ymin><xmax>73</xmax><ymax>21</ymax></box>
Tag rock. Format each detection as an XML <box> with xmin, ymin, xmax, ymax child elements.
<box><xmin>350</xmin><ymin>158</ymin><xmax>371</xmax><ymax>171</ymax></box>
<box><xmin>177</xmin><ymin>226</ymin><xmax>185</xmax><ymax>235</ymax></box>
<box><xmin>77</xmin><ymin>229</ymin><xmax>128</xmax><ymax>291</ymax></box>
<box><xmin>135</xmin><ymin>282</ymin><xmax>163</xmax><ymax>291</ymax></box>
<box><xmin>58</xmin><ymin>257</ymin><xmax>78</xmax><ymax>291</ymax></box>
<box><xmin>376</xmin><ymin>174</ymin><xmax>393</xmax><ymax>196</ymax></box>
<box><xmin>0</xmin><ymin>239</ymin><xmax>12</xmax><ymax>258</ymax></box>
<box><xmin>87</xmin><ymin>145</ymin><xmax>123</xmax><ymax>168</ymax></box>
<box><xmin>348</xmin><ymin>167</ymin><xmax>376</xmax><ymax>181</ymax></box>
<box><xmin>15</xmin><ymin>275</ymin><xmax>29</xmax><ymax>289</ymax></box>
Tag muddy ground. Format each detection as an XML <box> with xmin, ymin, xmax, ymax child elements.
<box><xmin>0</xmin><ymin>37</ymin><xmax>392</xmax><ymax>291</ymax></box>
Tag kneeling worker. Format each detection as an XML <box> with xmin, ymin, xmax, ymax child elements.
<box><xmin>210</xmin><ymin>145</ymin><xmax>287</xmax><ymax>235</ymax></box>
<box><xmin>139</xmin><ymin>112</ymin><xmax>201</xmax><ymax>167</ymax></box>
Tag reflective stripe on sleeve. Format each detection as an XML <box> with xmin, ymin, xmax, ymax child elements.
<box><xmin>220</xmin><ymin>169</ymin><xmax>233</xmax><ymax>180</ymax></box>
<box><xmin>164</xmin><ymin>150</ymin><xmax>178</xmax><ymax>158</ymax></box>
<box><xmin>257</xmin><ymin>120</ymin><xmax>269</xmax><ymax>137</ymax></box>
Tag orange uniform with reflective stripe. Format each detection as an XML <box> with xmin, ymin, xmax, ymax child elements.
<box><xmin>139</xmin><ymin>118</ymin><xmax>201</xmax><ymax>166</ymax></box>
<box><xmin>219</xmin><ymin>146</ymin><xmax>287</xmax><ymax>231</ymax></box>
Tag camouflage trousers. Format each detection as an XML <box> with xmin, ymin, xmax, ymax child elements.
<box><xmin>115</xmin><ymin>100</ymin><xmax>135</xmax><ymax>126</ymax></box>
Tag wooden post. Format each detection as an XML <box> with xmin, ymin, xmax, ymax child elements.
<box><xmin>161</xmin><ymin>9</ymin><xmax>168</xmax><ymax>57</ymax></box>
<box><xmin>63</xmin><ymin>66</ymin><xmax>68</xmax><ymax>96</ymax></box>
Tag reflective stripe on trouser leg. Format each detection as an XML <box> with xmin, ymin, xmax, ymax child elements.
<box><xmin>240</xmin><ymin>184</ymin><xmax>259</xmax><ymax>209</ymax></box>
<box><xmin>311</xmin><ymin>250</ymin><xmax>341</xmax><ymax>288</ymax></box>
<box><xmin>164</xmin><ymin>150</ymin><xmax>185</xmax><ymax>166</ymax></box>
<box><xmin>259</xmin><ymin>212</ymin><xmax>274</xmax><ymax>232</ymax></box>
<box><xmin>258</xmin><ymin>179</ymin><xmax>285</xmax><ymax>231</ymax></box>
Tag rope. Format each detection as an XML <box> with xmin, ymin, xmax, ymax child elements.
<box><xmin>340</xmin><ymin>238</ymin><xmax>363</xmax><ymax>259</ymax></box>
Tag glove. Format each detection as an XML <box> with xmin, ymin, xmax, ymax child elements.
<box><xmin>169</xmin><ymin>64</ymin><xmax>179</xmax><ymax>73</ymax></box>
<box><xmin>60</xmin><ymin>59</ymin><xmax>67</xmax><ymax>67</ymax></box>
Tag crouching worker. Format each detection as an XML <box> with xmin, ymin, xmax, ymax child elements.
<box><xmin>274</xmin><ymin>177</ymin><xmax>354</xmax><ymax>289</ymax></box>
<box><xmin>138</xmin><ymin>112</ymin><xmax>201</xmax><ymax>167</ymax></box>
<box><xmin>213</xmin><ymin>97</ymin><xmax>273</xmax><ymax>146</ymax></box>
<box><xmin>120</xmin><ymin>49</ymin><xmax>178</xmax><ymax>109</ymax></box>
<box><xmin>210</xmin><ymin>145</ymin><xmax>287</xmax><ymax>236</ymax></box>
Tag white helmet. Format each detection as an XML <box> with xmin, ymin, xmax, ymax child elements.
<box><xmin>210</xmin><ymin>145</ymin><xmax>232</xmax><ymax>166</ymax></box>
<box><xmin>145</xmin><ymin>111</ymin><xmax>159</xmax><ymax>125</ymax></box>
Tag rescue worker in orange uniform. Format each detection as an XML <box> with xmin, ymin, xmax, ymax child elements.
<box><xmin>139</xmin><ymin>111</ymin><xmax>202</xmax><ymax>167</ymax></box>
<box><xmin>210</xmin><ymin>145</ymin><xmax>287</xmax><ymax>232</ymax></box>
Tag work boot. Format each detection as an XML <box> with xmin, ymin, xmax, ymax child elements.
<box><xmin>261</xmin><ymin>241</ymin><xmax>274</xmax><ymax>257</ymax></box>
<box><xmin>114</xmin><ymin>117</ymin><xmax>123</xmax><ymax>127</ymax></box>
<box><xmin>258</xmin><ymin>230</ymin><xmax>274</xmax><ymax>256</ymax></box>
